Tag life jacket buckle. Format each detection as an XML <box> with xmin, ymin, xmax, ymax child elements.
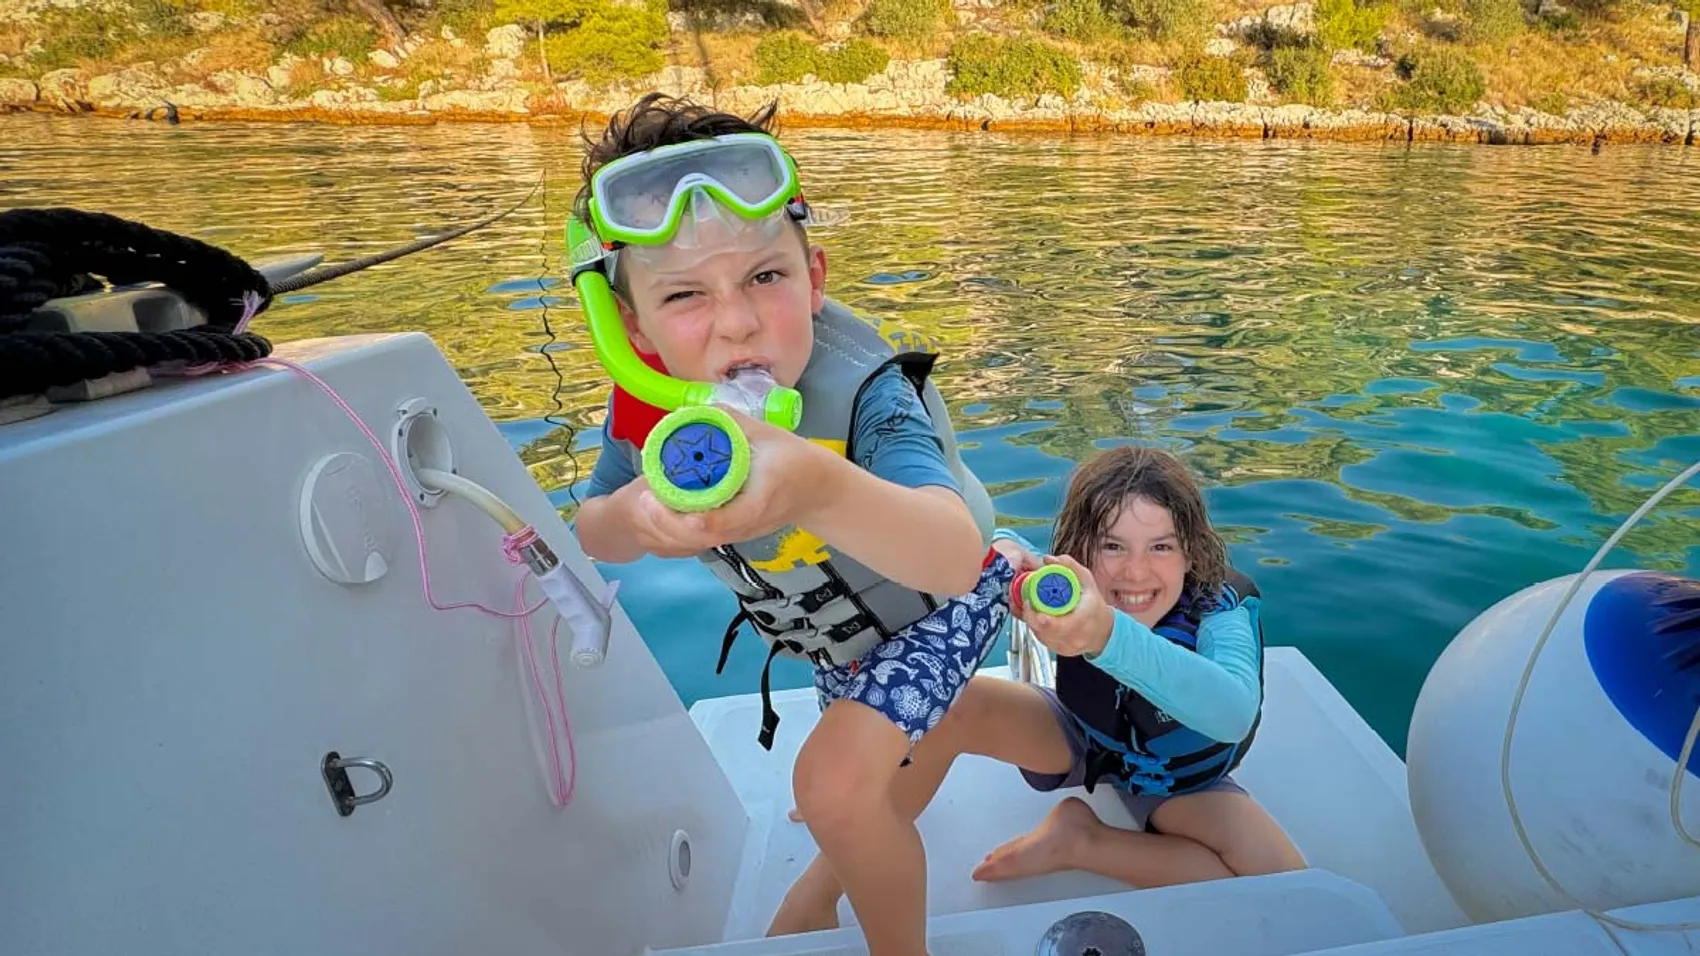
<box><xmin>746</xmin><ymin>593</ymin><xmax>802</xmax><ymax>616</ymax></box>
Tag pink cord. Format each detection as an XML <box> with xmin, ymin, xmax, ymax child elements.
<box><xmin>257</xmin><ymin>357</ymin><xmax>545</xmax><ymax>619</ymax></box>
<box><xmin>171</xmin><ymin>353</ymin><xmax>578</xmax><ymax>806</ymax></box>
<box><xmin>516</xmin><ymin>576</ymin><xmax>578</xmax><ymax>804</ymax></box>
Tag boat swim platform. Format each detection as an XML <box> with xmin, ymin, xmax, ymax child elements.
<box><xmin>687</xmin><ymin>648</ymin><xmax>1468</xmax><ymax>946</ymax></box>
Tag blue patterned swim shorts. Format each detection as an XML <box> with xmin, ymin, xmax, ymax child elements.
<box><xmin>813</xmin><ymin>552</ymin><xmax>1014</xmax><ymax>749</ymax></box>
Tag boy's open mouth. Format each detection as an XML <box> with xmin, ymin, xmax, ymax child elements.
<box><xmin>720</xmin><ymin>359</ymin><xmax>771</xmax><ymax>379</ymax></box>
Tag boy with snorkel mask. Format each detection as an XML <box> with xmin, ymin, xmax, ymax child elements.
<box><xmin>569</xmin><ymin>94</ymin><xmax>1010</xmax><ymax>955</ymax></box>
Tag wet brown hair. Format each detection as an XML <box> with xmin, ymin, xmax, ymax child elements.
<box><xmin>1051</xmin><ymin>446</ymin><xmax>1229</xmax><ymax>600</ymax></box>
<box><xmin>572</xmin><ymin>93</ymin><xmax>780</xmax><ymax>225</ymax></box>
<box><xmin>571</xmin><ymin>93</ymin><xmax>807</xmax><ymax>298</ymax></box>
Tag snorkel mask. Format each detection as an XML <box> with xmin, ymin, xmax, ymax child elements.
<box><xmin>567</xmin><ymin>132</ymin><xmax>812</xmax><ymax>511</ymax></box>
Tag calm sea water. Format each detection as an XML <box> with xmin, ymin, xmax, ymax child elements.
<box><xmin>5</xmin><ymin>114</ymin><xmax>1697</xmax><ymax>753</ymax></box>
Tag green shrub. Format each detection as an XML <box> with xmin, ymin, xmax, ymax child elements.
<box><xmin>1119</xmin><ymin>75</ymin><xmax>1159</xmax><ymax>102</ymax></box>
<box><xmin>755</xmin><ymin>31</ymin><xmax>818</xmax><ymax>83</ymax></box>
<box><xmin>429</xmin><ymin>0</ymin><xmax>499</xmax><ymax>36</ymax></box>
<box><xmin>1634</xmin><ymin>75</ymin><xmax>1698</xmax><ymax>109</ymax></box>
<box><xmin>282</xmin><ymin>15</ymin><xmax>379</xmax><ymax>59</ymax></box>
<box><xmin>29</xmin><ymin>7</ymin><xmax>126</xmax><ymax>68</ymax></box>
<box><xmin>1174</xmin><ymin>52</ymin><xmax>1247</xmax><ymax>101</ymax></box>
<box><xmin>1536</xmin><ymin>6</ymin><xmax>1581</xmax><ymax>32</ymax></box>
<box><xmin>1044</xmin><ymin>0</ymin><xmax>1121</xmax><ymax>42</ymax></box>
<box><xmin>1530</xmin><ymin>91</ymin><xmax>1568</xmax><ymax>114</ymax></box>
<box><xmin>129</xmin><ymin>0</ymin><xmax>195</xmax><ymax>39</ymax></box>
<box><xmin>946</xmin><ymin>34</ymin><xmax>1082</xmax><ymax>99</ymax></box>
<box><xmin>1109</xmin><ymin>0</ymin><xmax>1214</xmax><ymax>41</ymax></box>
<box><xmin>24</xmin><ymin>0</ymin><xmax>194</xmax><ymax>70</ymax></box>
<box><xmin>1267</xmin><ymin>43</ymin><xmax>1335</xmax><ymax>104</ymax></box>
<box><xmin>1460</xmin><ymin>0</ymin><xmax>1525</xmax><ymax>43</ymax></box>
<box><xmin>1314</xmin><ymin>0</ymin><xmax>1387</xmax><ymax>52</ymax></box>
<box><xmin>754</xmin><ymin>34</ymin><xmax>890</xmax><ymax>84</ymax></box>
<box><xmin>544</xmin><ymin>3</ymin><xmax>668</xmax><ymax>84</ymax></box>
<box><xmin>1385</xmin><ymin>47</ymin><xmax>1485</xmax><ymax>112</ymax></box>
<box><xmin>817</xmin><ymin>38</ymin><xmax>890</xmax><ymax>83</ymax></box>
<box><xmin>859</xmin><ymin>0</ymin><xmax>949</xmax><ymax>42</ymax></box>
<box><xmin>374</xmin><ymin>77</ymin><xmax>424</xmax><ymax>101</ymax></box>
<box><xmin>496</xmin><ymin>0</ymin><xmax>604</xmax><ymax>29</ymax></box>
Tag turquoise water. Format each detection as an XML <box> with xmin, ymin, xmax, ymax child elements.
<box><xmin>5</xmin><ymin>115</ymin><xmax>1697</xmax><ymax>753</ymax></box>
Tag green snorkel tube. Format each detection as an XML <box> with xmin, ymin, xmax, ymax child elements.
<box><xmin>566</xmin><ymin>215</ymin><xmax>803</xmax><ymax>512</ymax></box>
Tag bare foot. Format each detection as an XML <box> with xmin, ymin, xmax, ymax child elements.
<box><xmin>971</xmin><ymin>796</ymin><xmax>1098</xmax><ymax>883</ymax></box>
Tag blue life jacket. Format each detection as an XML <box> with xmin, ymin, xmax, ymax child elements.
<box><xmin>1055</xmin><ymin>569</ymin><xmax>1265</xmax><ymax>797</ymax></box>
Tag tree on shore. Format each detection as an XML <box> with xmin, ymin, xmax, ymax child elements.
<box><xmin>494</xmin><ymin>0</ymin><xmax>585</xmax><ymax>90</ymax></box>
<box><xmin>1684</xmin><ymin>0</ymin><xmax>1699</xmax><ymax>68</ymax></box>
<box><xmin>344</xmin><ymin>0</ymin><xmax>409</xmax><ymax>47</ymax></box>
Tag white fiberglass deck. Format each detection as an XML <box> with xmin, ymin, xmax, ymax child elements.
<box><xmin>689</xmin><ymin>649</ymin><xmax>1468</xmax><ymax>947</ymax></box>
<box><xmin>656</xmin><ymin>873</ymin><xmax>1407</xmax><ymax>956</ymax></box>
<box><xmin>683</xmin><ymin>651</ymin><xmax>1700</xmax><ymax>956</ymax></box>
<box><xmin>9</xmin><ymin>330</ymin><xmax>1697</xmax><ymax>956</ymax></box>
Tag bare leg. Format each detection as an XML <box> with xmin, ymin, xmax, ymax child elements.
<box><xmin>973</xmin><ymin>789</ymin><xmax>1306</xmax><ymax>888</ymax></box>
<box><xmin>787</xmin><ymin>698</ymin><xmax>926</xmax><ymax>956</ymax></box>
<box><xmin>767</xmin><ymin>676</ymin><xmax>1073</xmax><ymax>938</ymax></box>
<box><xmin>1145</xmin><ymin>790</ymin><xmax>1307</xmax><ymax>877</ymax></box>
<box><xmin>972</xmin><ymin>796</ymin><xmax>1235</xmax><ymax>886</ymax></box>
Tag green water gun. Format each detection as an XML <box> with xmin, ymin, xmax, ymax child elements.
<box><xmin>1013</xmin><ymin>565</ymin><xmax>1083</xmax><ymax>617</ymax></box>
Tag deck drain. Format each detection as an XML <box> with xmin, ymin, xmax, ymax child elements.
<box><xmin>1036</xmin><ymin>911</ymin><xmax>1145</xmax><ymax>956</ymax></box>
<box><xmin>668</xmin><ymin>829</ymin><xmax>692</xmax><ymax>890</ymax></box>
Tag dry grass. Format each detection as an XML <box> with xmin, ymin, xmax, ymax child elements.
<box><xmin>1470</xmin><ymin>34</ymin><xmax>1636</xmax><ymax>106</ymax></box>
<box><xmin>170</xmin><ymin>28</ymin><xmax>275</xmax><ymax>82</ymax></box>
<box><xmin>821</xmin><ymin>0</ymin><xmax>873</xmax><ymax>31</ymax></box>
<box><xmin>1098</xmin><ymin>34</ymin><xmax>1209</xmax><ymax>68</ymax></box>
<box><xmin>1214</xmin><ymin>0</ymin><xmax>1267</xmax><ymax>23</ymax></box>
<box><xmin>1464</xmin><ymin>3</ymin><xmax>1682</xmax><ymax>108</ymax></box>
<box><xmin>1334</xmin><ymin>61</ymin><xmax>1398</xmax><ymax>107</ymax></box>
<box><xmin>0</xmin><ymin>25</ymin><xmax>32</xmax><ymax>75</ymax></box>
<box><xmin>282</xmin><ymin>56</ymin><xmax>330</xmax><ymax>99</ymax></box>
<box><xmin>1359</xmin><ymin>0</ymin><xmax>1685</xmax><ymax>109</ymax></box>
<box><xmin>106</xmin><ymin>31</ymin><xmax>205</xmax><ymax>73</ymax></box>
<box><xmin>0</xmin><ymin>25</ymin><xmax>29</xmax><ymax>57</ymax></box>
<box><xmin>668</xmin><ymin>28</ymin><xmax>769</xmax><ymax>86</ymax></box>
<box><xmin>395</xmin><ymin>36</ymin><xmax>488</xmax><ymax>82</ymax></box>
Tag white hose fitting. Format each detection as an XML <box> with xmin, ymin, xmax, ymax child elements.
<box><xmin>507</xmin><ymin>529</ymin><xmax>614</xmax><ymax>669</ymax></box>
<box><xmin>415</xmin><ymin>467</ymin><xmax>526</xmax><ymax>534</ymax></box>
<box><xmin>413</xmin><ymin>467</ymin><xmax>614</xmax><ymax>668</ymax></box>
<box><xmin>537</xmin><ymin>563</ymin><xmax>613</xmax><ymax>668</ymax></box>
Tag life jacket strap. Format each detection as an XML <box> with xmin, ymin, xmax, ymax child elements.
<box><xmin>757</xmin><ymin>641</ymin><xmax>786</xmax><ymax>751</ymax></box>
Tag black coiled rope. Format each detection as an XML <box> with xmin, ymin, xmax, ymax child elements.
<box><xmin>0</xmin><ymin>207</ymin><xmax>274</xmax><ymax>400</ymax></box>
<box><xmin>0</xmin><ymin>184</ymin><xmax>538</xmax><ymax>402</ymax></box>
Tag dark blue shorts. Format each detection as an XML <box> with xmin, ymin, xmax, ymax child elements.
<box><xmin>814</xmin><ymin>552</ymin><xmax>1013</xmax><ymax>750</ymax></box>
<box><xmin>1019</xmin><ymin>685</ymin><xmax>1246</xmax><ymax>831</ymax></box>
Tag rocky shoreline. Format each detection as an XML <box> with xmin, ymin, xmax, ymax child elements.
<box><xmin>2</xmin><ymin>23</ymin><xmax>1695</xmax><ymax>146</ymax></box>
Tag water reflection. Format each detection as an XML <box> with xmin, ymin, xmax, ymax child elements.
<box><xmin>6</xmin><ymin>115</ymin><xmax>1697</xmax><ymax>749</ymax></box>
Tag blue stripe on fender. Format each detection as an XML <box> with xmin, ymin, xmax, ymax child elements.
<box><xmin>1584</xmin><ymin>572</ymin><xmax>1700</xmax><ymax>778</ymax></box>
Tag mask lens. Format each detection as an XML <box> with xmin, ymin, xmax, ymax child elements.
<box><xmin>595</xmin><ymin>138</ymin><xmax>790</xmax><ymax>238</ymax></box>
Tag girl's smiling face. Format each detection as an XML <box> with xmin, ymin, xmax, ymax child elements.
<box><xmin>1088</xmin><ymin>496</ymin><xmax>1190</xmax><ymax>628</ymax></box>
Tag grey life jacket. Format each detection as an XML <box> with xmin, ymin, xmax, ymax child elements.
<box><xmin>609</xmin><ymin>298</ymin><xmax>994</xmax><ymax>748</ymax></box>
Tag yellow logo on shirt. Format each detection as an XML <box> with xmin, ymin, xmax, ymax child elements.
<box><xmin>751</xmin><ymin>527</ymin><xmax>833</xmax><ymax>572</ymax></box>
